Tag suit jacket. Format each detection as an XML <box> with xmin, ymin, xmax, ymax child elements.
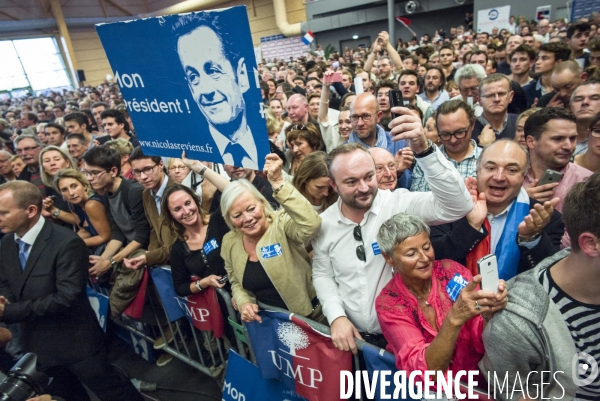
<box><xmin>0</xmin><ymin>220</ymin><xmax>104</xmax><ymax>367</ymax></box>
<box><xmin>430</xmin><ymin>199</ymin><xmax>564</xmax><ymax>277</ymax></box>
<box><xmin>142</xmin><ymin>178</ymin><xmax>177</xmax><ymax>266</ymax></box>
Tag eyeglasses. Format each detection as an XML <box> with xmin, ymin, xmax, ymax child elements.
<box><xmin>589</xmin><ymin>128</ymin><xmax>600</xmax><ymax>138</ymax></box>
<box><xmin>82</xmin><ymin>169</ymin><xmax>107</xmax><ymax>178</ymax></box>
<box><xmin>480</xmin><ymin>91</ymin><xmax>509</xmax><ymax>100</ymax></box>
<box><xmin>439</xmin><ymin>125</ymin><xmax>472</xmax><ymax>141</ymax></box>
<box><xmin>290</xmin><ymin>124</ymin><xmax>306</xmax><ymax>131</ymax></box>
<box><xmin>375</xmin><ymin>162</ymin><xmax>397</xmax><ymax>174</ymax></box>
<box><xmin>16</xmin><ymin>146</ymin><xmax>40</xmax><ymax>154</ymax></box>
<box><xmin>132</xmin><ymin>164</ymin><xmax>157</xmax><ymax>177</ymax></box>
<box><xmin>350</xmin><ymin>114</ymin><xmax>373</xmax><ymax>123</ymax></box>
<box><xmin>354</xmin><ymin>225</ymin><xmax>366</xmax><ymax>262</ymax></box>
<box><xmin>169</xmin><ymin>165</ymin><xmax>189</xmax><ymax>172</ymax></box>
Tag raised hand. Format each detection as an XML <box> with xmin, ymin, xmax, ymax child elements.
<box><xmin>263</xmin><ymin>153</ymin><xmax>284</xmax><ymax>187</ymax></box>
<box><xmin>525</xmin><ymin>180</ymin><xmax>558</xmax><ymax>203</ymax></box>
<box><xmin>518</xmin><ymin>197</ymin><xmax>560</xmax><ymax>238</ymax></box>
<box><xmin>389</xmin><ymin>107</ymin><xmax>429</xmax><ymax>153</ymax></box>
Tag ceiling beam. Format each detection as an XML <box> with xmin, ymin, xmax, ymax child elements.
<box><xmin>0</xmin><ymin>10</ymin><xmax>20</xmax><ymax>20</ymax></box>
<box><xmin>49</xmin><ymin>0</ymin><xmax>80</xmax><ymax>87</ymax></box>
<box><xmin>98</xmin><ymin>0</ymin><xmax>107</xmax><ymax>18</ymax></box>
<box><xmin>103</xmin><ymin>0</ymin><xmax>134</xmax><ymax>16</ymax></box>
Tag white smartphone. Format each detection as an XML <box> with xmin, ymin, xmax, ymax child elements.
<box><xmin>477</xmin><ymin>254</ymin><xmax>500</xmax><ymax>292</ymax></box>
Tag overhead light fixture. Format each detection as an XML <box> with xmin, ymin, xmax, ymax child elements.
<box><xmin>352</xmin><ymin>35</ymin><xmax>358</xmax><ymax>39</ymax></box>
<box><xmin>405</xmin><ymin>0</ymin><xmax>419</xmax><ymax>14</ymax></box>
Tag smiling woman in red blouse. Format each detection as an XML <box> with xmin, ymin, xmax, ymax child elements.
<box><xmin>375</xmin><ymin>213</ymin><xmax>507</xmax><ymax>382</ymax></box>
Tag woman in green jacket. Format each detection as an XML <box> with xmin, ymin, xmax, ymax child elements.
<box><xmin>220</xmin><ymin>154</ymin><xmax>326</xmax><ymax>324</ymax></box>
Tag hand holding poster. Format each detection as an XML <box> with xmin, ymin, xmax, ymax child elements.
<box><xmin>96</xmin><ymin>6</ymin><xmax>271</xmax><ymax>169</ymax></box>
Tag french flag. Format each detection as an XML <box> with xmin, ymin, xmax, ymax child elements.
<box><xmin>246</xmin><ymin>310</ymin><xmax>352</xmax><ymax>401</ymax></box>
<box><xmin>302</xmin><ymin>31</ymin><xmax>314</xmax><ymax>45</ymax></box>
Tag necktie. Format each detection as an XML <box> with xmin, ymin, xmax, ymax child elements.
<box><xmin>155</xmin><ymin>195</ymin><xmax>162</xmax><ymax>216</ymax></box>
<box><xmin>17</xmin><ymin>239</ymin><xmax>30</xmax><ymax>271</ymax></box>
<box><xmin>224</xmin><ymin>142</ymin><xmax>250</xmax><ymax>167</ymax></box>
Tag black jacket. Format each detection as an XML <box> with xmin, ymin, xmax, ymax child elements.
<box><xmin>430</xmin><ymin>199</ymin><xmax>564</xmax><ymax>277</ymax></box>
<box><xmin>0</xmin><ymin>220</ymin><xmax>105</xmax><ymax>367</ymax></box>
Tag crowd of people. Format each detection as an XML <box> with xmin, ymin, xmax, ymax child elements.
<box><xmin>0</xmin><ymin>9</ymin><xmax>600</xmax><ymax>401</ymax></box>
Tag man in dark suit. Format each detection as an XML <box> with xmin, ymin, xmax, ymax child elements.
<box><xmin>0</xmin><ymin>181</ymin><xmax>143</xmax><ymax>401</ymax></box>
<box><xmin>430</xmin><ymin>140</ymin><xmax>564</xmax><ymax>280</ymax></box>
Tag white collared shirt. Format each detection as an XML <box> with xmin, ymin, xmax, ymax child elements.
<box><xmin>210</xmin><ymin>124</ymin><xmax>258</xmax><ymax>169</ymax></box>
<box><xmin>312</xmin><ymin>147</ymin><xmax>473</xmax><ymax>333</ymax></box>
<box><xmin>14</xmin><ymin>216</ymin><xmax>45</xmax><ymax>249</ymax></box>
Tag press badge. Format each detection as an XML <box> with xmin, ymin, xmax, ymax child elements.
<box><xmin>446</xmin><ymin>273</ymin><xmax>469</xmax><ymax>302</ymax></box>
<box><xmin>260</xmin><ymin>243</ymin><xmax>283</xmax><ymax>259</ymax></box>
<box><xmin>203</xmin><ymin>239</ymin><xmax>219</xmax><ymax>255</ymax></box>
<box><xmin>372</xmin><ymin>242</ymin><xmax>381</xmax><ymax>255</ymax></box>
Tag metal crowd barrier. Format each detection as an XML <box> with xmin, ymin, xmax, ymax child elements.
<box><xmin>86</xmin><ymin>267</ymin><xmax>249</xmax><ymax>381</ymax></box>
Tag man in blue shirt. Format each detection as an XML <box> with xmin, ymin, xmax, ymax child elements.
<box><xmin>347</xmin><ymin>93</ymin><xmax>408</xmax><ymax>155</ymax></box>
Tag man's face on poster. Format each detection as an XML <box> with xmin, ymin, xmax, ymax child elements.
<box><xmin>177</xmin><ymin>26</ymin><xmax>249</xmax><ymax>127</ymax></box>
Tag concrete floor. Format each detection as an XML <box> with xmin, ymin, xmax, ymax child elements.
<box><xmin>106</xmin><ymin>333</ymin><xmax>223</xmax><ymax>401</ymax></box>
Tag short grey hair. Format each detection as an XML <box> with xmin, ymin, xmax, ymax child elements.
<box><xmin>377</xmin><ymin>213</ymin><xmax>430</xmax><ymax>256</ymax></box>
<box><xmin>14</xmin><ymin>133</ymin><xmax>43</xmax><ymax>148</ymax></box>
<box><xmin>454</xmin><ymin>64</ymin><xmax>487</xmax><ymax>87</ymax></box>
<box><xmin>220</xmin><ymin>179</ymin><xmax>276</xmax><ymax>231</ymax></box>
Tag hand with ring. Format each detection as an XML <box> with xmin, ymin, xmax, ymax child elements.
<box><xmin>448</xmin><ymin>275</ymin><xmax>505</xmax><ymax>327</ymax></box>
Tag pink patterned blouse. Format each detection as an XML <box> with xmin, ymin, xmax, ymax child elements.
<box><xmin>376</xmin><ymin>259</ymin><xmax>485</xmax><ymax>375</ymax></box>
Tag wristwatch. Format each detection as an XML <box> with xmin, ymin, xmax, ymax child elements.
<box><xmin>414</xmin><ymin>140</ymin><xmax>435</xmax><ymax>158</ymax></box>
<box><xmin>273</xmin><ymin>183</ymin><xmax>285</xmax><ymax>196</ymax></box>
<box><xmin>52</xmin><ymin>209</ymin><xmax>60</xmax><ymax>218</ymax></box>
<box><xmin>518</xmin><ymin>233</ymin><xmax>541</xmax><ymax>243</ymax></box>
<box><xmin>195</xmin><ymin>279</ymin><xmax>203</xmax><ymax>292</ymax></box>
<box><xmin>108</xmin><ymin>257</ymin><xmax>118</xmax><ymax>269</ymax></box>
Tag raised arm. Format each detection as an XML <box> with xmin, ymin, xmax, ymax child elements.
<box><xmin>379</xmin><ymin>31</ymin><xmax>404</xmax><ymax>72</ymax></box>
<box><xmin>319</xmin><ymin>72</ymin><xmax>333</xmax><ymax>123</ymax></box>
<box><xmin>389</xmin><ymin>107</ymin><xmax>473</xmax><ymax>223</ymax></box>
<box><xmin>264</xmin><ymin>154</ymin><xmax>321</xmax><ymax>244</ymax></box>
<box><xmin>363</xmin><ymin>41</ymin><xmax>382</xmax><ymax>74</ymax></box>
<box><xmin>181</xmin><ymin>151</ymin><xmax>230</xmax><ymax>192</ymax></box>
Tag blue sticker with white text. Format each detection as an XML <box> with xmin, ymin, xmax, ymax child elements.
<box><xmin>446</xmin><ymin>273</ymin><xmax>469</xmax><ymax>302</ymax></box>
<box><xmin>372</xmin><ymin>242</ymin><xmax>381</xmax><ymax>255</ymax></box>
<box><xmin>203</xmin><ymin>238</ymin><xmax>219</xmax><ymax>255</ymax></box>
<box><xmin>260</xmin><ymin>243</ymin><xmax>283</xmax><ymax>259</ymax></box>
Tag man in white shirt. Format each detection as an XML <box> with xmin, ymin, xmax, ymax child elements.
<box><xmin>312</xmin><ymin>107</ymin><xmax>473</xmax><ymax>354</ymax></box>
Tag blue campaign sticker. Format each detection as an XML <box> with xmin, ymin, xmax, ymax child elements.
<box><xmin>446</xmin><ymin>273</ymin><xmax>469</xmax><ymax>302</ymax></box>
<box><xmin>260</xmin><ymin>243</ymin><xmax>283</xmax><ymax>259</ymax></box>
<box><xmin>372</xmin><ymin>242</ymin><xmax>381</xmax><ymax>256</ymax></box>
<box><xmin>203</xmin><ymin>238</ymin><xmax>219</xmax><ymax>255</ymax></box>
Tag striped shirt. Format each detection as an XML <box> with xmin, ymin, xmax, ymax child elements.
<box><xmin>540</xmin><ymin>268</ymin><xmax>600</xmax><ymax>400</ymax></box>
<box><xmin>410</xmin><ymin>140</ymin><xmax>482</xmax><ymax>192</ymax></box>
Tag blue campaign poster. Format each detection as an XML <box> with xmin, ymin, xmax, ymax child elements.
<box><xmin>223</xmin><ymin>350</ymin><xmax>306</xmax><ymax>401</ymax></box>
<box><xmin>96</xmin><ymin>6</ymin><xmax>271</xmax><ymax>169</ymax></box>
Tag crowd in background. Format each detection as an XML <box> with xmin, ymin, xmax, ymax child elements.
<box><xmin>0</xmin><ymin>8</ymin><xmax>600</xmax><ymax>401</ymax></box>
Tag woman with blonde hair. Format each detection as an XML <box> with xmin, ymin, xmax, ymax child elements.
<box><xmin>514</xmin><ymin>107</ymin><xmax>541</xmax><ymax>147</ymax></box>
<box><xmin>105</xmin><ymin>138</ymin><xmax>135</xmax><ymax>180</ymax></box>
<box><xmin>220</xmin><ymin>154</ymin><xmax>325</xmax><ymax>324</ymax></box>
<box><xmin>54</xmin><ymin>168</ymin><xmax>111</xmax><ymax>253</ymax></box>
<box><xmin>292</xmin><ymin>151</ymin><xmax>337</xmax><ymax>213</ymax></box>
<box><xmin>39</xmin><ymin>145</ymin><xmax>79</xmax><ymax>225</ymax></box>
<box><xmin>39</xmin><ymin>145</ymin><xmax>77</xmax><ymax>187</ymax></box>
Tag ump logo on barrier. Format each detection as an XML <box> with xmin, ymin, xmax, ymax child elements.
<box><xmin>267</xmin><ymin>322</ymin><xmax>323</xmax><ymax>389</ymax></box>
<box><xmin>488</xmin><ymin>9</ymin><xmax>499</xmax><ymax>20</ymax></box>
